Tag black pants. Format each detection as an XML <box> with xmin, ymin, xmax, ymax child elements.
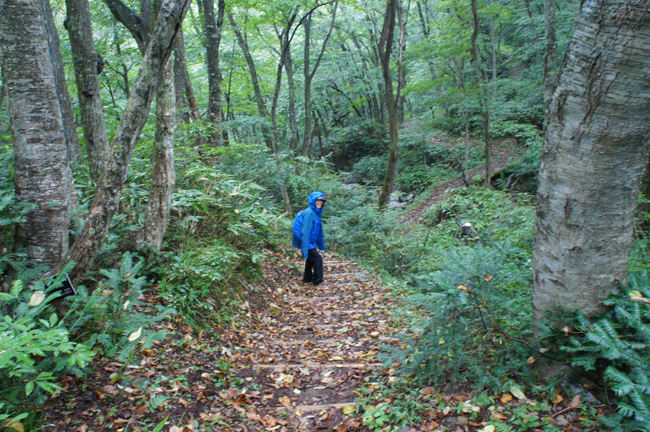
<box><xmin>303</xmin><ymin>248</ymin><xmax>324</xmax><ymax>285</ymax></box>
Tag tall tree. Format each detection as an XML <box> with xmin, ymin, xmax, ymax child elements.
<box><xmin>228</xmin><ymin>13</ymin><xmax>274</xmax><ymax>150</ymax></box>
<box><xmin>138</xmin><ymin>60</ymin><xmax>176</xmax><ymax>250</ymax></box>
<box><xmin>203</xmin><ymin>0</ymin><xmax>225</xmax><ymax>147</ymax></box>
<box><xmin>543</xmin><ymin>0</ymin><xmax>557</xmax><ymax>112</ymax></box>
<box><xmin>1</xmin><ymin>0</ymin><xmax>73</xmax><ymax>269</ymax></box>
<box><xmin>377</xmin><ymin>0</ymin><xmax>399</xmax><ymax>209</ymax></box>
<box><xmin>470</xmin><ymin>0</ymin><xmax>492</xmax><ymax>187</ymax></box>
<box><xmin>49</xmin><ymin>0</ymin><xmax>190</xmax><ymax>279</ymax></box>
<box><xmin>532</xmin><ymin>0</ymin><xmax>650</xmax><ymax>324</ymax></box>
<box><xmin>41</xmin><ymin>0</ymin><xmax>84</xmax><ymax>166</ymax></box>
<box><xmin>65</xmin><ymin>0</ymin><xmax>111</xmax><ymax>182</ymax></box>
<box><xmin>301</xmin><ymin>2</ymin><xmax>338</xmax><ymax>157</ymax></box>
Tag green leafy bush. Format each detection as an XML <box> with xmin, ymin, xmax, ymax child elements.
<box><xmin>350</xmin><ymin>156</ymin><xmax>385</xmax><ymax>186</ymax></box>
<box><xmin>159</xmin><ymin>240</ymin><xmax>249</xmax><ymax>328</ymax></box>
<box><xmin>0</xmin><ymin>278</ymin><xmax>95</xmax><ymax>422</ymax></box>
<box><xmin>387</xmin><ymin>243</ymin><xmax>532</xmax><ymax>392</ymax></box>
<box><xmin>540</xmin><ymin>272</ymin><xmax>650</xmax><ymax>431</ymax></box>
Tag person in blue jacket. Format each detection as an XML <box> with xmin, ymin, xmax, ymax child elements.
<box><xmin>292</xmin><ymin>191</ymin><xmax>327</xmax><ymax>285</ymax></box>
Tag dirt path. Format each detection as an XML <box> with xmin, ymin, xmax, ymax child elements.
<box><xmin>42</xmin><ymin>254</ymin><xmax>410</xmax><ymax>431</ymax></box>
<box><xmin>406</xmin><ymin>150</ymin><xmax>512</xmax><ymax>225</ymax></box>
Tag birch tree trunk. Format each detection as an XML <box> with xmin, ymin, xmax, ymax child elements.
<box><xmin>532</xmin><ymin>0</ymin><xmax>650</xmax><ymax>324</ymax></box>
<box><xmin>49</xmin><ymin>0</ymin><xmax>190</xmax><ymax>280</ymax></box>
<box><xmin>1</xmin><ymin>0</ymin><xmax>72</xmax><ymax>269</ymax></box>
<box><xmin>41</xmin><ymin>0</ymin><xmax>84</xmax><ymax>167</ymax></box>
<box><xmin>139</xmin><ymin>60</ymin><xmax>176</xmax><ymax>250</ymax></box>
<box><xmin>65</xmin><ymin>0</ymin><xmax>111</xmax><ymax>182</ymax></box>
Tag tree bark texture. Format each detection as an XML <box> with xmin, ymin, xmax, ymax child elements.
<box><xmin>377</xmin><ymin>0</ymin><xmax>399</xmax><ymax>210</ymax></box>
<box><xmin>139</xmin><ymin>60</ymin><xmax>176</xmax><ymax>250</ymax></box>
<box><xmin>66</xmin><ymin>0</ymin><xmax>111</xmax><ymax>182</ymax></box>
<box><xmin>173</xmin><ymin>27</ymin><xmax>200</xmax><ymax>122</ymax></box>
<box><xmin>42</xmin><ymin>0</ymin><xmax>84</xmax><ymax>166</ymax></box>
<box><xmin>203</xmin><ymin>0</ymin><xmax>224</xmax><ymax>147</ymax></box>
<box><xmin>1</xmin><ymin>0</ymin><xmax>73</xmax><ymax>269</ymax></box>
<box><xmin>49</xmin><ymin>0</ymin><xmax>190</xmax><ymax>280</ymax></box>
<box><xmin>532</xmin><ymin>0</ymin><xmax>650</xmax><ymax>323</ymax></box>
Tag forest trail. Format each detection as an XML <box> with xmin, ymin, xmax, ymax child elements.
<box><xmin>43</xmin><ymin>253</ymin><xmax>418</xmax><ymax>431</ymax></box>
<box><xmin>405</xmin><ymin>149</ymin><xmax>512</xmax><ymax>225</ymax></box>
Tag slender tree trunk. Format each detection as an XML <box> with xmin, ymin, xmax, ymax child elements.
<box><xmin>66</xmin><ymin>0</ymin><xmax>111</xmax><ymax>182</ymax></box>
<box><xmin>300</xmin><ymin>4</ymin><xmax>337</xmax><ymax>157</ymax></box>
<box><xmin>532</xmin><ymin>0</ymin><xmax>650</xmax><ymax>324</ymax></box>
<box><xmin>377</xmin><ymin>0</ymin><xmax>398</xmax><ymax>210</ymax></box>
<box><xmin>543</xmin><ymin>0</ymin><xmax>557</xmax><ymax>114</ymax></box>
<box><xmin>203</xmin><ymin>0</ymin><xmax>224</xmax><ymax>147</ymax></box>
<box><xmin>139</xmin><ymin>60</ymin><xmax>176</xmax><ymax>250</ymax></box>
<box><xmin>284</xmin><ymin>42</ymin><xmax>300</xmax><ymax>152</ymax></box>
<box><xmin>470</xmin><ymin>0</ymin><xmax>492</xmax><ymax>187</ymax></box>
<box><xmin>489</xmin><ymin>14</ymin><xmax>498</xmax><ymax>99</ymax></box>
<box><xmin>49</xmin><ymin>0</ymin><xmax>190</xmax><ymax>280</ymax></box>
<box><xmin>174</xmin><ymin>44</ymin><xmax>185</xmax><ymax>120</ymax></box>
<box><xmin>173</xmin><ymin>27</ymin><xmax>200</xmax><ymax>122</ymax></box>
<box><xmin>228</xmin><ymin>13</ymin><xmax>273</xmax><ymax>150</ymax></box>
<box><xmin>42</xmin><ymin>0</ymin><xmax>84</xmax><ymax>167</ymax></box>
<box><xmin>1</xmin><ymin>0</ymin><xmax>73</xmax><ymax>269</ymax></box>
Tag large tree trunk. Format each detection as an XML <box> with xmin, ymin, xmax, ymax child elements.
<box><xmin>377</xmin><ymin>0</ymin><xmax>399</xmax><ymax>210</ymax></box>
<box><xmin>139</xmin><ymin>60</ymin><xmax>176</xmax><ymax>250</ymax></box>
<box><xmin>228</xmin><ymin>13</ymin><xmax>273</xmax><ymax>150</ymax></box>
<box><xmin>41</xmin><ymin>0</ymin><xmax>84</xmax><ymax>167</ymax></box>
<box><xmin>65</xmin><ymin>0</ymin><xmax>111</xmax><ymax>182</ymax></box>
<box><xmin>173</xmin><ymin>27</ymin><xmax>200</xmax><ymax>122</ymax></box>
<box><xmin>532</xmin><ymin>0</ymin><xmax>650</xmax><ymax>324</ymax></box>
<box><xmin>49</xmin><ymin>0</ymin><xmax>190</xmax><ymax>280</ymax></box>
<box><xmin>203</xmin><ymin>0</ymin><xmax>224</xmax><ymax>147</ymax></box>
<box><xmin>1</xmin><ymin>0</ymin><xmax>73</xmax><ymax>269</ymax></box>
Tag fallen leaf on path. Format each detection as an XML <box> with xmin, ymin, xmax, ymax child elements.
<box><xmin>500</xmin><ymin>393</ymin><xmax>512</xmax><ymax>403</ymax></box>
<box><xmin>279</xmin><ymin>396</ymin><xmax>291</xmax><ymax>408</ymax></box>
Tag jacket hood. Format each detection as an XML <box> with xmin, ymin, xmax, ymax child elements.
<box><xmin>308</xmin><ymin>191</ymin><xmax>327</xmax><ymax>214</ymax></box>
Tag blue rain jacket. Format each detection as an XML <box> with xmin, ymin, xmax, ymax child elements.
<box><xmin>292</xmin><ymin>191</ymin><xmax>327</xmax><ymax>259</ymax></box>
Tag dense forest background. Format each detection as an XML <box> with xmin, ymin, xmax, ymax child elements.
<box><xmin>2</xmin><ymin>0</ymin><xmax>650</xmax><ymax>430</ymax></box>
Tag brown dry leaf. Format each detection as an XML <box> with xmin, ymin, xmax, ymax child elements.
<box><xmin>527</xmin><ymin>356</ymin><xmax>535</xmax><ymax>364</ymax></box>
<box><xmin>562</xmin><ymin>326</ymin><xmax>571</xmax><ymax>337</ymax></box>
<box><xmin>95</xmin><ymin>389</ymin><xmax>105</xmax><ymax>400</ymax></box>
<box><xmin>102</xmin><ymin>385</ymin><xmax>119</xmax><ymax>396</ymax></box>
<box><xmin>458</xmin><ymin>285</ymin><xmax>471</xmax><ymax>291</ymax></box>
<box><xmin>492</xmin><ymin>412</ymin><xmax>508</xmax><ymax>421</ymax></box>
<box><xmin>484</xmin><ymin>275</ymin><xmax>493</xmax><ymax>282</ymax></box>
<box><xmin>135</xmin><ymin>405</ymin><xmax>148</xmax><ymax>415</ymax></box>
<box><xmin>553</xmin><ymin>392</ymin><xmax>563</xmax><ymax>404</ymax></box>
<box><xmin>279</xmin><ymin>396</ymin><xmax>291</xmax><ymax>408</ymax></box>
<box><xmin>420</xmin><ymin>387</ymin><xmax>434</xmax><ymax>396</ymax></box>
<box><xmin>169</xmin><ymin>427</ymin><xmax>181</xmax><ymax>432</ymax></box>
<box><xmin>500</xmin><ymin>393</ymin><xmax>513</xmax><ymax>404</ymax></box>
<box><xmin>178</xmin><ymin>398</ymin><xmax>191</xmax><ymax>407</ymax></box>
<box><xmin>568</xmin><ymin>394</ymin><xmax>581</xmax><ymax>408</ymax></box>
<box><xmin>263</xmin><ymin>415</ymin><xmax>278</xmax><ymax>427</ymax></box>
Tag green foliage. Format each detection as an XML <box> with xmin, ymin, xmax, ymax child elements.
<box><xmin>65</xmin><ymin>253</ymin><xmax>172</xmax><ymax>362</ymax></box>
<box><xmin>539</xmin><ymin>273</ymin><xmax>650</xmax><ymax>431</ymax></box>
<box><xmin>0</xmin><ymin>277</ymin><xmax>95</xmax><ymax>421</ymax></box>
<box><xmin>350</xmin><ymin>156</ymin><xmax>385</xmax><ymax>186</ymax></box>
<box><xmin>387</xmin><ymin>242</ymin><xmax>532</xmax><ymax>391</ymax></box>
<box><xmin>330</xmin><ymin>119</ymin><xmax>389</xmax><ymax>171</ymax></box>
<box><xmin>159</xmin><ymin>240</ymin><xmax>249</xmax><ymax>328</ymax></box>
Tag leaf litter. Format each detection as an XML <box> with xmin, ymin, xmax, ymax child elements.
<box><xmin>41</xmin><ymin>251</ymin><xmax>606</xmax><ymax>431</ymax></box>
